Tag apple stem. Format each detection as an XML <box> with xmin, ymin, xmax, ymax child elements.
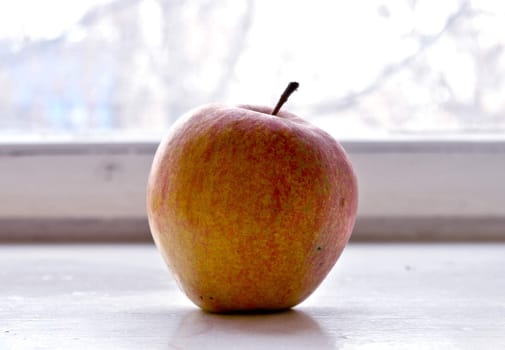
<box><xmin>271</xmin><ymin>82</ymin><xmax>299</xmax><ymax>116</ymax></box>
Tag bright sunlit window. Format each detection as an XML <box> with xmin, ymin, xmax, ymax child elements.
<box><xmin>1</xmin><ymin>1</ymin><xmax>505</xmax><ymax>242</ymax></box>
<box><xmin>1</xmin><ymin>0</ymin><xmax>504</xmax><ymax>140</ymax></box>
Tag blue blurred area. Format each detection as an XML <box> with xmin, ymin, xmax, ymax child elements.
<box><xmin>6</xmin><ymin>49</ymin><xmax>115</xmax><ymax>133</ymax></box>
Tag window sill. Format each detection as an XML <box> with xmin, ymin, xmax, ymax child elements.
<box><xmin>2</xmin><ymin>242</ymin><xmax>504</xmax><ymax>348</ymax></box>
<box><xmin>1</xmin><ymin>139</ymin><xmax>505</xmax><ymax>241</ymax></box>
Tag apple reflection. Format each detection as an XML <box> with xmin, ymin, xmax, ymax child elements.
<box><xmin>169</xmin><ymin>309</ymin><xmax>335</xmax><ymax>349</ymax></box>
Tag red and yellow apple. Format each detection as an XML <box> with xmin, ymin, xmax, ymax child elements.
<box><xmin>146</xmin><ymin>83</ymin><xmax>358</xmax><ymax>313</ymax></box>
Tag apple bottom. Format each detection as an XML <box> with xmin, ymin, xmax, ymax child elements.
<box><xmin>150</xmin><ymin>214</ymin><xmax>352</xmax><ymax>313</ymax></box>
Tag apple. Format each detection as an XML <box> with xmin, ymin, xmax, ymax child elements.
<box><xmin>146</xmin><ymin>82</ymin><xmax>358</xmax><ymax>313</ymax></box>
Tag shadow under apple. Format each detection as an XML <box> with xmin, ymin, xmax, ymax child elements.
<box><xmin>169</xmin><ymin>309</ymin><xmax>336</xmax><ymax>349</ymax></box>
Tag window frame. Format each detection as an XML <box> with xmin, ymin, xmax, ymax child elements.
<box><xmin>1</xmin><ymin>138</ymin><xmax>504</xmax><ymax>242</ymax></box>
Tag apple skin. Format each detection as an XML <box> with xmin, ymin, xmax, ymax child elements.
<box><xmin>146</xmin><ymin>104</ymin><xmax>358</xmax><ymax>313</ymax></box>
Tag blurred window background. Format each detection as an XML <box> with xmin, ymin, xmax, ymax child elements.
<box><xmin>1</xmin><ymin>0</ymin><xmax>504</xmax><ymax>141</ymax></box>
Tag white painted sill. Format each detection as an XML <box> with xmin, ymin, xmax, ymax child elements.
<box><xmin>1</xmin><ymin>139</ymin><xmax>504</xmax><ymax>241</ymax></box>
<box><xmin>3</xmin><ymin>243</ymin><xmax>504</xmax><ymax>348</ymax></box>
